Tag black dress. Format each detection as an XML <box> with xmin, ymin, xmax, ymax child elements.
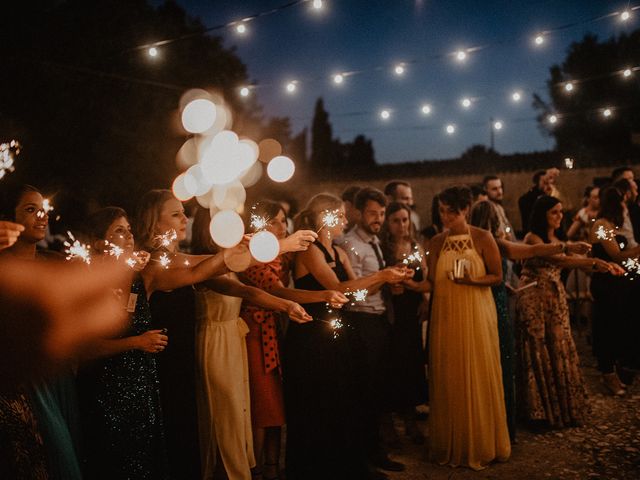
<box><xmin>591</xmin><ymin>238</ymin><xmax>634</xmax><ymax>372</ymax></box>
<box><xmin>77</xmin><ymin>278</ymin><xmax>167</xmax><ymax>480</ymax></box>
<box><xmin>285</xmin><ymin>242</ymin><xmax>367</xmax><ymax>480</ymax></box>
<box><xmin>386</xmin><ymin>250</ymin><xmax>428</xmax><ymax>411</ymax></box>
<box><xmin>149</xmin><ymin>286</ymin><xmax>201</xmax><ymax>480</ymax></box>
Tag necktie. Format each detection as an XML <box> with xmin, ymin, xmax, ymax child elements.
<box><xmin>369</xmin><ymin>240</ymin><xmax>385</xmax><ymax>270</ymax></box>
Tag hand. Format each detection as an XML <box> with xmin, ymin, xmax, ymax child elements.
<box><xmin>607</xmin><ymin>262</ymin><xmax>626</xmax><ymax>276</ymax></box>
<box><xmin>567</xmin><ymin>242</ymin><xmax>591</xmax><ymax>255</ymax></box>
<box><xmin>0</xmin><ymin>221</ymin><xmax>24</xmax><ymax>250</ymax></box>
<box><xmin>129</xmin><ymin>251</ymin><xmax>150</xmax><ymax>271</ymax></box>
<box><xmin>287</xmin><ymin>302</ymin><xmax>313</xmax><ymax>323</ymax></box>
<box><xmin>505</xmin><ymin>283</ymin><xmax>517</xmax><ymax>295</ymax></box>
<box><xmin>591</xmin><ymin>258</ymin><xmax>614</xmax><ymax>274</ymax></box>
<box><xmin>383</xmin><ymin>266</ymin><xmax>407</xmax><ymax>284</ymax></box>
<box><xmin>323</xmin><ymin>290</ymin><xmax>349</xmax><ymax>309</ymax></box>
<box><xmin>403</xmin><ymin>267</ymin><xmax>415</xmax><ymax>280</ymax></box>
<box><xmin>452</xmin><ymin>268</ymin><xmax>474</xmax><ymax>285</ymax></box>
<box><xmin>279</xmin><ymin>230</ymin><xmax>318</xmax><ymax>254</ymax></box>
<box><xmin>136</xmin><ymin>329</ymin><xmax>168</xmax><ymax>353</ymax></box>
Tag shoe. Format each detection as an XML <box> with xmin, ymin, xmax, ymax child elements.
<box><xmin>602</xmin><ymin>373</ymin><xmax>625</xmax><ymax>396</ymax></box>
<box><xmin>371</xmin><ymin>455</ymin><xmax>405</xmax><ymax>472</ymax></box>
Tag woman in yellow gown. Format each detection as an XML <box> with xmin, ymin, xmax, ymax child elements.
<box><xmin>427</xmin><ymin>186</ymin><xmax>511</xmax><ymax>470</ymax></box>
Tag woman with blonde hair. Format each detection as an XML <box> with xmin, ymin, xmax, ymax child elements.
<box><xmin>285</xmin><ymin>193</ymin><xmax>407</xmax><ymax>480</ymax></box>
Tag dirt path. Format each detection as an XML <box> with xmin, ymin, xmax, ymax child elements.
<box><xmin>387</xmin><ymin>336</ymin><xmax>640</xmax><ymax>480</ymax></box>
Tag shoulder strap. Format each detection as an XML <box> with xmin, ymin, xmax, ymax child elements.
<box><xmin>312</xmin><ymin>241</ymin><xmax>335</xmax><ymax>263</ymax></box>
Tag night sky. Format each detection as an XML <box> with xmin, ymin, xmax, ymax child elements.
<box><xmin>170</xmin><ymin>0</ymin><xmax>635</xmax><ymax>163</ymax></box>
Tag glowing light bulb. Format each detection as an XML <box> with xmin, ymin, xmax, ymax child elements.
<box><xmin>461</xmin><ymin>97</ymin><xmax>472</xmax><ymax>108</ymax></box>
<box><xmin>603</xmin><ymin>108</ymin><xmax>612</xmax><ymax>118</ymax></box>
<box><xmin>380</xmin><ymin>109</ymin><xmax>391</xmax><ymax>120</ymax></box>
<box><xmin>312</xmin><ymin>0</ymin><xmax>323</xmax><ymax>10</ymax></box>
<box><xmin>421</xmin><ymin>104</ymin><xmax>431</xmax><ymax>115</ymax></box>
<box><xmin>548</xmin><ymin>114</ymin><xmax>558</xmax><ymax>124</ymax></box>
<box><xmin>236</xmin><ymin>23</ymin><xmax>247</xmax><ymax>34</ymax></box>
<box><xmin>455</xmin><ymin>50</ymin><xmax>467</xmax><ymax>62</ymax></box>
<box><xmin>564</xmin><ymin>82</ymin><xmax>574</xmax><ymax>92</ymax></box>
<box><xmin>286</xmin><ymin>81</ymin><xmax>297</xmax><ymax>93</ymax></box>
<box><xmin>621</xmin><ymin>10</ymin><xmax>631</xmax><ymax>21</ymax></box>
<box><xmin>534</xmin><ymin>35</ymin><xmax>545</xmax><ymax>46</ymax></box>
<box><xmin>511</xmin><ymin>91</ymin><xmax>522</xmax><ymax>102</ymax></box>
<box><xmin>333</xmin><ymin>74</ymin><xmax>344</xmax><ymax>84</ymax></box>
<box><xmin>494</xmin><ymin>121</ymin><xmax>503</xmax><ymax>130</ymax></box>
<box><xmin>394</xmin><ymin>64</ymin><xmax>405</xmax><ymax>76</ymax></box>
<box><xmin>446</xmin><ymin>124</ymin><xmax>456</xmax><ymax>135</ymax></box>
<box><xmin>623</xmin><ymin>68</ymin><xmax>632</xmax><ymax>78</ymax></box>
<box><xmin>240</xmin><ymin>87</ymin><xmax>250</xmax><ymax>97</ymax></box>
<box><xmin>564</xmin><ymin>158</ymin><xmax>574</xmax><ymax>169</ymax></box>
<box><xmin>148</xmin><ymin>47</ymin><xmax>158</xmax><ymax>57</ymax></box>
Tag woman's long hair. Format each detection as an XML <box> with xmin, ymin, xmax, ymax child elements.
<box><xmin>469</xmin><ymin>200</ymin><xmax>500</xmax><ymax>238</ymax></box>
<box><xmin>293</xmin><ymin>193</ymin><xmax>342</xmax><ymax>231</ymax></box>
<box><xmin>597</xmin><ymin>186</ymin><xmax>624</xmax><ymax>228</ymax></box>
<box><xmin>0</xmin><ymin>183</ymin><xmax>41</xmax><ymax>221</ymax></box>
<box><xmin>529</xmin><ymin>195</ymin><xmax>566</xmax><ymax>243</ymax></box>
<box><xmin>86</xmin><ymin>207</ymin><xmax>128</xmax><ymax>244</ymax></box>
<box><xmin>191</xmin><ymin>206</ymin><xmax>219</xmax><ymax>255</ymax></box>
<box><xmin>134</xmin><ymin>189</ymin><xmax>175</xmax><ymax>250</ymax></box>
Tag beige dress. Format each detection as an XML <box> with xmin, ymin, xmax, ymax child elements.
<box><xmin>195</xmin><ymin>275</ymin><xmax>255</xmax><ymax>480</ymax></box>
<box><xmin>428</xmin><ymin>232</ymin><xmax>511</xmax><ymax>470</ymax></box>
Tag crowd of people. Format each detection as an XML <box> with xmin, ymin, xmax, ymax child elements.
<box><xmin>0</xmin><ymin>165</ymin><xmax>638</xmax><ymax>479</ymax></box>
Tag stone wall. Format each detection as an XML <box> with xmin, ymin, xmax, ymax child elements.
<box><xmin>287</xmin><ymin>165</ymin><xmax>619</xmax><ymax>232</ymax></box>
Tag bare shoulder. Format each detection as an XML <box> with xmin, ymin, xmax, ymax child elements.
<box><xmin>523</xmin><ymin>231</ymin><xmax>543</xmax><ymax>245</ymax></box>
<box><xmin>334</xmin><ymin>244</ymin><xmax>348</xmax><ymax>261</ymax></box>
<box><xmin>469</xmin><ymin>225</ymin><xmax>493</xmax><ymax>242</ymax></box>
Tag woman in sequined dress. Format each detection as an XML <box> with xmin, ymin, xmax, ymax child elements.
<box><xmin>78</xmin><ymin>206</ymin><xmax>245</xmax><ymax>479</ymax></box>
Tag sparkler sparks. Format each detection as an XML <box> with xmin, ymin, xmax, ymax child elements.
<box><xmin>159</xmin><ymin>252</ymin><xmax>172</xmax><ymax>269</ymax></box>
<box><xmin>0</xmin><ymin>140</ymin><xmax>20</xmax><ymax>180</ymax></box>
<box><xmin>37</xmin><ymin>198</ymin><xmax>54</xmax><ymax>219</ymax></box>
<box><xmin>595</xmin><ymin>225</ymin><xmax>616</xmax><ymax>241</ymax></box>
<box><xmin>250</xmin><ymin>212</ymin><xmax>269</xmax><ymax>231</ymax></box>
<box><xmin>402</xmin><ymin>249</ymin><xmax>424</xmax><ymax>270</ymax></box>
<box><xmin>154</xmin><ymin>229</ymin><xmax>178</xmax><ymax>249</ymax></box>
<box><xmin>622</xmin><ymin>257</ymin><xmax>640</xmax><ymax>279</ymax></box>
<box><xmin>64</xmin><ymin>232</ymin><xmax>92</xmax><ymax>264</ymax></box>
<box><xmin>125</xmin><ymin>257</ymin><xmax>137</xmax><ymax>268</ymax></box>
<box><xmin>317</xmin><ymin>209</ymin><xmax>341</xmax><ymax>233</ymax></box>
<box><xmin>105</xmin><ymin>241</ymin><xmax>124</xmax><ymax>259</ymax></box>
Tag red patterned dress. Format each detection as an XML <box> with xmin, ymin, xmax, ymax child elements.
<box><xmin>239</xmin><ymin>255</ymin><xmax>291</xmax><ymax>427</ymax></box>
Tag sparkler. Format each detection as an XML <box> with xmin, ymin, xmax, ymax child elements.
<box><xmin>153</xmin><ymin>229</ymin><xmax>178</xmax><ymax>249</ymax></box>
<box><xmin>159</xmin><ymin>252</ymin><xmax>171</xmax><ymax>269</ymax></box>
<box><xmin>105</xmin><ymin>241</ymin><xmax>124</xmax><ymax>259</ymax></box>
<box><xmin>316</xmin><ymin>209</ymin><xmax>341</xmax><ymax>233</ymax></box>
<box><xmin>0</xmin><ymin>140</ymin><xmax>20</xmax><ymax>180</ymax></box>
<box><xmin>622</xmin><ymin>257</ymin><xmax>640</xmax><ymax>279</ymax></box>
<box><xmin>63</xmin><ymin>232</ymin><xmax>92</xmax><ymax>264</ymax></box>
<box><xmin>319</xmin><ymin>317</ymin><xmax>344</xmax><ymax>339</ymax></box>
<box><xmin>250</xmin><ymin>212</ymin><xmax>269</xmax><ymax>232</ymax></box>
<box><xmin>125</xmin><ymin>257</ymin><xmax>137</xmax><ymax>268</ymax></box>
<box><xmin>37</xmin><ymin>198</ymin><xmax>54</xmax><ymax>219</ymax></box>
<box><xmin>402</xmin><ymin>249</ymin><xmax>424</xmax><ymax>271</ymax></box>
<box><xmin>595</xmin><ymin>225</ymin><xmax>616</xmax><ymax>241</ymax></box>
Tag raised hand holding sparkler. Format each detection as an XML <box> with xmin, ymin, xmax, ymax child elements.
<box><xmin>0</xmin><ymin>221</ymin><xmax>24</xmax><ymax>250</ymax></box>
<box><xmin>279</xmin><ymin>229</ymin><xmax>317</xmax><ymax>253</ymax></box>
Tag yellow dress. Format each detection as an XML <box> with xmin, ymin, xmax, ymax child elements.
<box><xmin>428</xmin><ymin>232</ymin><xmax>511</xmax><ymax>470</ymax></box>
<box><xmin>195</xmin><ymin>274</ymin><xmax>255</xmax><ymax>480</ymax></box>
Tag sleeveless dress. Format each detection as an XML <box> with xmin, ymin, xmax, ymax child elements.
<box><xmin>428</xmin><ymin>232</ymin><xmax>510</xmax><ymax>470</ymax></box>
<box><xmin>149</xmin><ymin>286</ymin><xmax>201</xmax><ymax>480</ymax></box>
<box><xmin>78</xmin><ymin>278</ymin><xmax>167</xmax><ymax>479</ymax></box>
<box><xmin>195</xmin><ymin>275</ymin><xmax>254</xmax><ymax>480</ymax></box>
<box><xmin>385</xmin><ymin>245</ymin><xmax>428</xmax><ymax>410</ymax></box>
<box><xmin>285</xmin><ymin>242</ymin><xmax>367</xmax><ymax>480</ymax></box>
<box><xmin>492</xmin><ymin>257</ymin><xmax>516</xmax><ymax>441</ymax></box>
<box><xmin>239</xmin><ymin>256</ymin><xmax>290</xmax><ymax>428</ymax></box>
<box><xmin>516</xmin><ymin>256</ymin><xmax>588</xmax><ymax>427</ymax></box>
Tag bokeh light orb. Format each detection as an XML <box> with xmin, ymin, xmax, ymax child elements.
<box><xmin>258</xmin><ymin>138</ymin><xmax>282</xmax><ymax>163</ymax></box>
<box><xmin>267</xmin><ymin>156</ymin><xmax>295</xmax><ymax>183</ymax></box>
<box><xmin>210</xmin><ymin>210</ymin><xmax>245</xmax><ymax>248</ymax></box>
<box><xmin>182</xmin><ymin>98</ymin><xmax>217</xmax><ymax>134</ymax></box>
<box><xmin>172</xmin><ymin>174</ymin><xmax>193</xmax><ymax>202</ymax></box>
<box><xmin>249</xmin><ymin>230</ymin><xmax>280</xmax><ymax>263</ymax></box>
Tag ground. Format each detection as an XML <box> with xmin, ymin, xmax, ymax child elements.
<box><xmin>387</xmin><ymin>334</ymin><xmax>640</xmax><ymax>480</ymax></box>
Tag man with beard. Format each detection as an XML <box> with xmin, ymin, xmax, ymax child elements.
<box><xmin>612</xmin><ymin>166</ymin><xmax>640</xmax><ymax>244</ymax></box>
<box><xmin>337</xmin><ymin>187</ymin><xmax>408</xmax><ymax>477</ymax></box>
<box><xmin>484</xmin><ymin>175</ymin><xmax>515</xmax><ymax>240</ymax></box>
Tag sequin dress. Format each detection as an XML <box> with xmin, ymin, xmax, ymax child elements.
<box><xmin>78</xmin><ymin>278</ymin><xmax>167</xmax><ymax>480</ymax></box>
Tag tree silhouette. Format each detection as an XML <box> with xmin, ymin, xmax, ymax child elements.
<box><xmin>534</xmin><ymin>31</ymin><xmax>640</xmax><ymax>161</ymax></box>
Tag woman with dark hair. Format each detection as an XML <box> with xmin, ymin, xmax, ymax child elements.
<box><xmin>589</xmin><ymin>187</ymin><xmax>640</xmax><ymax>395</ymax></box>
<box><xmin>516</xmin><ymin>195</ymin><xmax>620</xmax><ymax>428</ymax></box>
<box><xmin>470</xmin><ymin>200</ymin><xmax>591</xmax><ymax>441</ymax></box>
<box><xmin>427</xmin><ymin>186</ymin><xmax>510</xmax><ymax>470</ymax></box>
<box><xmin>0</xmin><ymin>184</ymin><xmax>57</xmax><ymax>479</ymax></box>
<box><xmin>189</xmin><ymin>205</ymin><xmax>323</xmax><ymax>480</ymax></box>
<box><xmin>380</xmin><ymin>202</ymin><xmax>428</xmax><ymax>444</ymax></box>
<box><xmin>567</xmin><ymin>186</ymin><xmax>599</xmax><ymax>241</ymax></box>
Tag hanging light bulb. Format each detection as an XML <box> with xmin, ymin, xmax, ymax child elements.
<box><xmin>312</xmin><ymin>0</ymin><xmax>324</xmax><ymax>10</ymax></box>
<box><xmin>394</xmin><ymin>64</ymin><xmax>405</xmax><ymax>76</ymax></box>
<box><xmin>239</xmin><ymin>87</ymin><xmax>250</xmax><ymax>97</ymax></box>
<box><xmin>548</xmin><ymin>114</ymin><xmax>558</xmax><ymax>124</ymax></box>
<box><xmin>380</xmin><ymin>109</ymin><xmax>391</xmax><ymax>120</ymax></box>
<box><xmin>623</xmin><ymin>68</ymin><xmax>632</xmax><ymax>78</ymax></box>
<box><xmin>445</xmin><ymin>124</ymin><xmax>456</xmax><ymax>135</ymax></box>
<box><xmin>148</xmin><ymin>47</ymin><xmax>158</xmax><ymax>57</ymax></box>
<box><xmin>564</xmin><ymin>82</ymin><xmax>574</xmax><ymax>93</ymax></box>
<box><xmin>620</xmin><ymin>10</ymin><xmax>631</xmax><ymax>22</ymax></box>
<box><xmin>534</xmin><ymin>34</ymin><xmax>545</xmax><ymax>46</ymax></box>
<box><xmin>493</xmin><ymin>121</ymin><xmax>503</xmax><ymax>130</ymax></box>
<box><xmin>285</xmin><ymin>81</ymin><xmax>297</xmax><ymax>94</ymax></box>
<box><xmin>333</xmin><ymin>73</ymin><xmax>344</xmax><ymax>85</ymax></box>
<box><xmin>455</xmin><ymin>50</ymin><xmax>467</xmax><ymax>62</ymax></box>
<box><xmin>461</xmin><ymin>97</ymin><xmax>472</xmax><ymax>109</ymax></box>
<box><xmin>603</xmin><ymin>108</ymin><xmax>612</xmax><ymax>118</ymax></box>
<box><xmin>420</xmin><ymin>104</ymin><xmax>432</xmax><ymax>115</ymax></box>
<box><xmin>236</xmin><ymin>23</ymin><xmax>247</xmax><ymax>34</ymax></box>
<box><xmin>511</xmin><ymin>91</ymin><xmax>522</xmax><ymax>102</ymax></box>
